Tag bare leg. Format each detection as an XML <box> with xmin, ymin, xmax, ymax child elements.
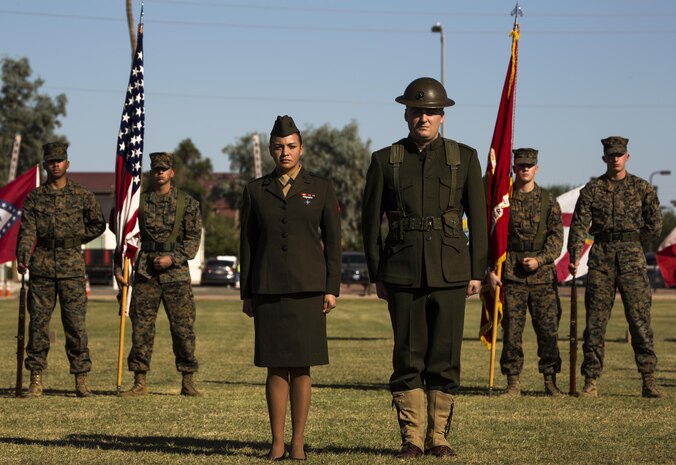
<box><xmin>289</xmin><ymin>367</ymin><xmax>311</xmax><ymax>459</ymax></box>
<box><xmin>266</xmin><ymin>367</ymin><xmax>290</xmax><ymax>458</ymax></box>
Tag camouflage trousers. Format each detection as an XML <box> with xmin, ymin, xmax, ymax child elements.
<box><xmin>127</xmin><ymin>275</ymin><xmax>198</xmax><ymax>373</ymax></box>
<box><xmin>582</xmin><ymin>267</ymin><xmax>657</xmax><ymax>378</ymax></box>
<box><xmin>500</xmin><ymin>280</ymin><xmax>562</xmax><ymax>376</ymax></box>
<box><xmin>25</xmin><ymin>276</ymin><xmax>92</xmax><ymax>374</ymax></box>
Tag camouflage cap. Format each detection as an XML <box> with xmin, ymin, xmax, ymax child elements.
<box><xmin>270</xmin><ymin>115</ymin><xmax>300</xmax><ymax>138</ymax></box>
<box><xmin>513</xmin><ymin>147</ymin><xmax>538</xmax><ymax>165</ymax></box>
<box><xmin>42</xmin><ymin>142</ymin><xmax>69</xmax><ymax>161</ymax></box>
<box><xmin>601</xmin><ymin>136</ymin><xmax>629</xmax><ymax>156</ymax></box>
<box><xmin>149</xmin><ymin>152</ymin><xmax>173</xmax><ymax>169</ymax></box>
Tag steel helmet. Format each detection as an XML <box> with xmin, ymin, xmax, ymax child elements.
<box><xmin>395</xmin><ymin>77</ymin><xmax>454</xmax><ymax>108</ymax></box>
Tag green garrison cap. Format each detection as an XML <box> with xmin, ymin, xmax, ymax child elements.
<box><xmin>395</xmin><ymin>77</ymin><xmax>455</xmax><ymax>108</ymax></box>
<box><xmin>513</xmin><ymin>148</ymin><xmax>538</xmax><ymax>165</ymax></box>
<box><xmin>270</xmin><ymin>115</ymin><xmax>300</xmax><ymax>138</ymax></box>
<box><xmin>42</xmin><ymin>142</ymin><xmax>68</xmax><ymax>161</ymax></box>
<box><xmin>601</xmin><ymin>136</ymin><xmax>629</xmax><ymax>156</ymax></box>
<box><xmin>149</xmin><ymin>152</ymin><xmax>173</xmax><ymax>169</ymax></box>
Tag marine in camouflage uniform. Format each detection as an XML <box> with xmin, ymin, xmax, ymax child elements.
<box><xmin>489</xmin><ymin>148</ymin><xmax>563</xmax><ymax>397</ymax></box>
<box><xmin>567</xmin><ymin>136</ymin><xmax>663</xmax><ymax>398</ymax></box>
<box><xmin>116</xmin><ymin>152</ymin><xmax>203</xmax><ymax>397</ymax></box>
<box><xmin>16</xmin><ymin>142</ymin><xmax>106</xmax><ymax>398</ymax></box>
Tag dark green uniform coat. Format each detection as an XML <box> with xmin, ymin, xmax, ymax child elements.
<box><xmin>240</xmin><ymin>167</ymin><xmax>341</xmax><ymax>367</ymax></box>
<box><xmin>362</xmin><ymin>137</ymin><xmax>487</xmax><ymax>286</ymax></box>
<box><xmin>361</xmin><ymin>136</ymin><xmax>487</xmax><ymax>393</ymax></box>
<box><xmin>240</xmin><ymin>167</ymin><xmax>342</xmax><ymax>299</ymax></box>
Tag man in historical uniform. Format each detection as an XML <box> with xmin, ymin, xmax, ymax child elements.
<box><xmin>362</xmin><ymin>77</ymin><xmax>487</xmax><ymax>458</ymax></box>
<box><xmin>116</xmin><ymin>152</ymin><xmax>203</xmax><ymax>397</ymax></box>
<box><xmin>487</xmin><ymin>148</ymin><xmax>563</xmax><ymax>397</ymax></box>
<box><xmin>568</xmin><ymin>136</ymin><xmax>663</xmax><ymax>398</ymax></box>
<box><xmin>17</xmin><ymin>142</ymin><xmax>106</xmax><ymax>398</ymax></box>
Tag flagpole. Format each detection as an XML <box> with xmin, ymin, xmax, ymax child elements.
<box><xmin>116</xmin><ymin>257</ymin><xmax>130</xmax><ymax>393</ymax></box>
<box><xmin>485</xmin><ymin>1</ymin><xmax>522</xmax><ymax>393</ymax></box>
<box><xmin>488</xmin><ymin>262</ymin><xmax>503</xmax><ymax>395</ymax></box>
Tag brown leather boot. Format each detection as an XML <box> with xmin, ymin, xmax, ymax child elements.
<box><xmin>180</xmin><ymin>373</ymin><xmax>203</xmax><ymax>397</ymax></box>
<box><xmin>118</xmin><ymin>371</ymin><xmax>147</xmax><ymax>397</ymax></box>
<box><xmin>392</xmin><ymin>389</ymin><xmax>425</xmax><ymax>459</ymax></box>
<box><xmin>544</xmin><ymin>374</ymin><xmax>563</xmax><ymax>397</ymax></box>
<box><xmin>501</xmin><ymin>375</ymin><xmax>521</xmax><ymax>397</ymax></box>
<box><xmin>580</xmin><ymin>377</ymin><xmax>598</xmax><ymax>398</ymax></box>
<box><xmin>25</xmin><ymin>371</ymin><xmax>43</xmax><ymax>398</ymax></box>
<box><xmin>424</xmin><ymin>390</ymin><xmax>457</xmax><ymax>457</ymax></box>
<box><xmin>75</xmin><ymin>372</ymin><xmax>95</xmax><ymax>397</ymax></box>
<box><xmin>642</xmin><ymin>373</ymin><xmax>663</xmax><ymax>398</ymax></box>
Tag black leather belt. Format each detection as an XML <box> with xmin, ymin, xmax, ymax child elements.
<box><xmin>509</xmin><ymin>240</ymin><xmax>539</xmax><ymax>252</ymax></box>
<box><xmin>141</xmin><ymin>242</ymin><xmax>177</xmax><ymax>252</ymax></box>
<box><xmin>401</xmin><ymin>216</ymin><xmax>443</xmax><ymax>231</ymax></box>
<box><xmin>594</xmin><ymin>231</ymin><xmax>640</xmax><ymax>243</ymax></box>
<box><xmin>36</xmin><ymin>238</ymin><xmax>81</xmax><ymax>249</ymax></box>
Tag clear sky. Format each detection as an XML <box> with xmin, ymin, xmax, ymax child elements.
<box><xmin>1</xmin><ymin>0</ymin><xmax>675</xmax><ymax>206</ymax></box>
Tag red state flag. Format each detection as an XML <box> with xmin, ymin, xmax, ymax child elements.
<box><xmin>0</xmin><ymin>165</ymin><xmax>40</xmax><ymax>263</ymax></box>
<box><xmin>479</xmin><ymin>24</ymin><xmax>520</xmax><ymax>349</ymax></box>
<box><xmin>656</xmin><ymin>227</ymin><xmax>676</xmax><ymax>288</ymax></box>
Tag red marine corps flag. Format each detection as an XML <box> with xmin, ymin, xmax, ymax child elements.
<box><xmin>479</xmin><ymin>5</ymin><xmax>521</xmax><ymax>390</ymax></box>
<box><xmin>114</xmin><ymin>7</ymin><xmax>144</xmax><ymax>393</ymax></box>
<box><xmin>0</xmin><ymin>165</ymin><xmax>40</xmax><ymax>263</ymax></box>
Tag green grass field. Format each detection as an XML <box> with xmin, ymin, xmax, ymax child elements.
<box><xmin>0</xmin><ymin>293</ymin><xmax>674</xmax><ymax>464</ymax></box>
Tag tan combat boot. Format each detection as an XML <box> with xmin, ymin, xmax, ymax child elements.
<box><xmin>392</xmin><ymin>388</ymin><xmax>425</xmax><ymax>459</ymax></box>
<box><xmin>642</xmin><ymin>373</ymin><xmax>663</xmax><ymax>398</ymax></box>
<box><xmin>424</xmin><ymin>390</ymin><xmax>457</xmax><ymax>457</ymax></box>
<box><xmin>501</xmin><ymin>375</ymin><xmax>521</xmax><ymax>397</ymax></box>
<box><xmin>25</xmin><ymin>371</ymin><xmax>43</xmax><ymax>398</ymax></box>
<box><xmin>544</xmin><ymin>374</ymin><xmax>563</xmax><ymax>397</ymax></box>
<box><xmin>75</xmin><ymin>372</ymin><xmax>95</xmax><ymax>397</ymax></box>
<box><xmin>118</xmin><ymin>371</ymin><xmax>147</xmax><ymax>397</ymax></box>
<box><xmin>180</xmin><ymin>372</ymin><xmax>203</xmax><ymax>397</ymax></box>
<box><xmin>579</xmin><ymin>377</ymin><xmax>598</xmax><ymax>398</ymax></box>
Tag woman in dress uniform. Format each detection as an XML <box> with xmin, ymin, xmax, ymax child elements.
<box><xmin>239</xmin><ymin>115</ymin><xmax>341</xmax><ymax>460</ymax></box>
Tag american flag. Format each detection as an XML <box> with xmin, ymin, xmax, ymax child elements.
<box><xmin>115</xmin><ymin>23</ymin><xmax>144</xmax><ymax>294</ymax></box>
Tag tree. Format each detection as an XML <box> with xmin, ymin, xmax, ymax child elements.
<box><xmin>204</xmin><ymin>211</ymin><xmax>239</xmax><ymax>257</ymax></box>
<box><xmin>222</xmin><ymin>121</ymin><xmax>372</xmax><ymax>250</ymax></box>
<box><xmin>0</xmin><ymin>57</ymin><xmax>67</xmax><ymax>179</ymax></box>
<box><xmin>301</xmin><ymin>121</ymin><xmax>371</xmax><ymax>250</ymax></box>
<box><xmin>172</xmin><ymin>138</ymin><xmax>213</xmax><ymax>216</ymax></box>
<box><xmin>659</xmin><ymin>209</ymin><xmax>676</xmax><ymax>246</ymax></box>
<box><xmin>542</xmin><ymin>183</ymin><xmax>575</xmax><ymax>198</ymax></box>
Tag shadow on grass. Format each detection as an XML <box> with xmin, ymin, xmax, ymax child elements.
<box><xmin>328</xmin><ymin>336</ymin><xmax>389</xmax><ymax>341</ymax></box>
<box><xmin>0</xmin><ymin>434</ymin><xmax>394</xmax><ymax>457</ymax></box>
<box><xmin>203</xmin><ymin>379</ymin><xmax>390</xmax><ymax>391</ymax></box>
<box><xmin>0</xmin><ymin>388</ymin><xmax>191</xmax><ymax>398</ymax></box>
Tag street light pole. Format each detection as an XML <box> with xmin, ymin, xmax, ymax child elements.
<box><xmin>649</xmin><ymin>170</ymin><xmax>671</xmax><ymax>195</ymax></box>
<box><xmin>431</xmin><ymin>22</ymin><xmax>445</xmax><ymax>137</ymax></box>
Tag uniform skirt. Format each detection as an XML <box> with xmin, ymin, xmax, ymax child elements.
<box><xmin>253</xmin><ymin>292</ymin><xmax>328</xmax><ymax>367</ymax></box>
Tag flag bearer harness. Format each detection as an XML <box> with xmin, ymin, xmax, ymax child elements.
<box><xmin>138</xmin><ymin>190</ymin><xmax>186</xmax><ymax>253</ymax></box>
<box><xmin>508</xmin><ymin>189</ymin><xmax>550</xmax><ymax>262</ymax></box>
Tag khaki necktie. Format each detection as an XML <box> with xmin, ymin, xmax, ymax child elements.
<box><xmin>280</xmin><ymin>175</ymin><xmax>294</xmax><ymax>197</ymax></box>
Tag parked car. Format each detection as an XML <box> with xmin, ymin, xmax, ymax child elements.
<box><xmin>341</xmin><ymin>251</ymin><xmax>370</xmax><ymax>286</ymax></box>
<box><xmin>201</xmin><ymin>258</ymin><xmax>237</xmax><ymax>286</ymax></box>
